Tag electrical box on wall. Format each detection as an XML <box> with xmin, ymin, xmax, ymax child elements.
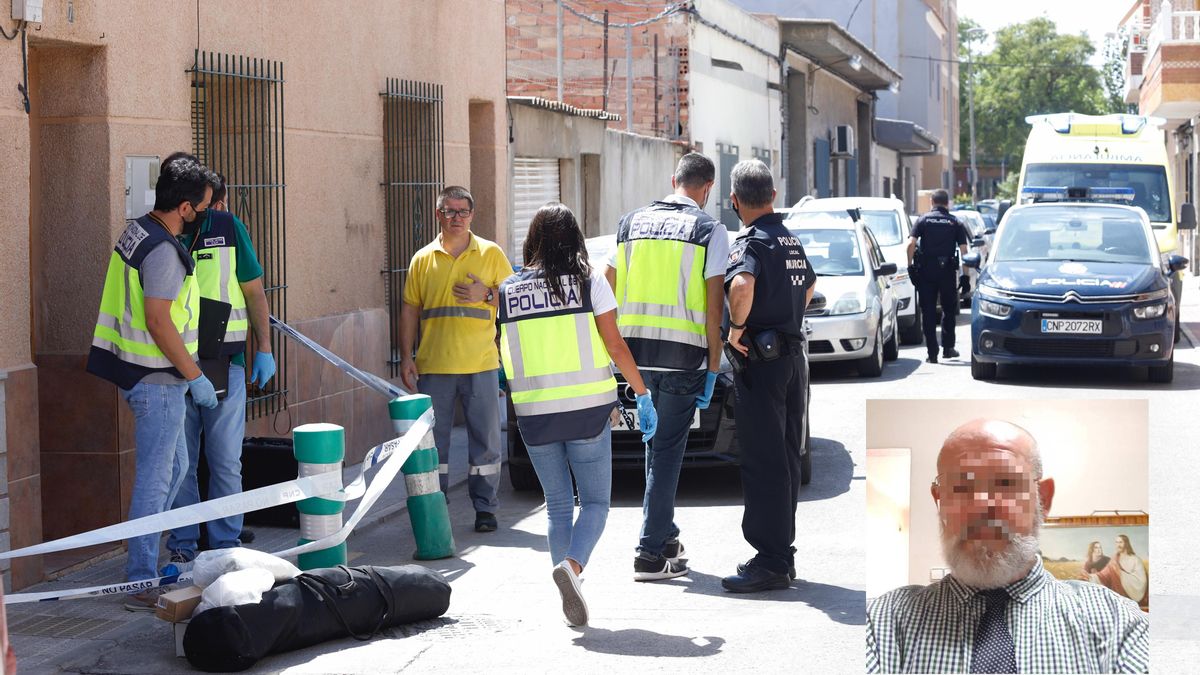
<box><xmin>125</xmin><ymin>156</ymin><xmax>161</xmax><ymax>220</ymax></box>
<box><xmin>12</xmin><ymin>0</ymin><xmax>43</xmax><ymax>23</ymax></box>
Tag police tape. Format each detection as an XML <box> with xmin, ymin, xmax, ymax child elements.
<box><xmin>270</xmin><ymin>315</ymin><xmax>408</xmax><ymax>400</ymax></box>
<box><xmin>2</xmin><ymin>409</ymin><xmax>434</xmax><ymax>604</ymax></box>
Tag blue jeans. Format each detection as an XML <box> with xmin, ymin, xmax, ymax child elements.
<box><xmin>526</xmin><ymin>426</ymin><xmax>612</xmax><ymax>568</ymax></box>
<box><xmin>120</xmin><ymin>380</ymin><xmax>190</xmax><ymax>582</ymax></box>
<box><xmin>637</xmin><ymin>369</ymin><xmax>706</xmax><ymax>557</ymax></box>
<box><xmin>419</xmin><ymin>371</ymin><xmax>502</xmax><ymax>513</ymax></box>
<box><xmin>168</xmin><ymin>363</ymin><xmax>247</xmax><ymax>555</ymax></box>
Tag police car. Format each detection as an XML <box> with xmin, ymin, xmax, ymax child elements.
<box><xmin>966</xmin><ymin>187</ymin><xmax>1187</xmax><ymax>383</ymax></box>
<box><xmin>505</xmin><ymin>232</ymin><xmax>813</xmax><ymax>490</ymax></box>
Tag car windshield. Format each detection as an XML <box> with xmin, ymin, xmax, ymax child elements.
<box><xmin>787</xmin><ymin>223</ymin><xmax>864</xmax><ymax>275</ymax></box>
<box><xmin>958</xmin><ymin>211</ymin><xmax>986</xmax><ymax>236</ymax></box>
<box><xmin>1023</xmin><ymin>163</ymin><xmax>1171</xmax><ymax>222</ymax></box>
<box><xmin>789</xmin><ymin>209</ymin><xmax>903</xmax><ymax>246</ymax></box>
<box><xmin>993</xmin><ymin>206</ymin><xmax>1153</xmax><ymax>264</ymax></box>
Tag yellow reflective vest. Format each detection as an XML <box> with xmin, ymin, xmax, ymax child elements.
<box><xmin>498</xmin><ymin>268</ymin><xmax>617</xmax><ymax>446</ymax></box>
<box><xmin>189</xmin><ymin>210</ymin><xmax>249</xmax><ymax>354</ymax></box>
<box><xmin>87</xmin><ymin>216</ymin><xmax>199</xmax><ymax>389</ymax></box>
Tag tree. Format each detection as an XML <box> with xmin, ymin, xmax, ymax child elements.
<box><xmin>1101</xmin><ymin>29</ymin><xmax>1134</xmax><ymax>114</ymax></box>
<box><xmin>967</xmin><ymin>17</ymin><xmax>1109</xmax><ymax>170</ymax></box>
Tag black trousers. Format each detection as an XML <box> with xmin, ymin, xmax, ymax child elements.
<box><xmin>916</xmin><ymin>271</ymin><xmax>959</xmax><ymax>356</ymax></box>
<box><xmin>731</xmin><ymin>350</ymin><xmax>805</xmax><ymax>574</ymax></box>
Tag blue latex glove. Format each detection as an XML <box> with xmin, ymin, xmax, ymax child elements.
<box><xmin>187</xmin><ymin>374</ymin><xmax>218</xmax><ymax>409</ymax></box>
<box><xmin>636</xmin><ymin>392</ymin><xmax>658</xmax><ymax>443</ymax></box>
<box><xmin>250</xmin><ymin>351</ymin><xmax>276</xmax><ymax>387</ymax></box>
<box><xmin>695</xmin><ymin>371</ymin><xmax>718</xmax><ymax>410</ymax></box>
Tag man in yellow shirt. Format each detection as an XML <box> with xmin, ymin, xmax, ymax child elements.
<box><xmin>400</xmin><ymin>186</ymin><xmax>513</xmax><ymax>532</ymax></box>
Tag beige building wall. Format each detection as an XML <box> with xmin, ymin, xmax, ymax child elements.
<box><xmin>865</xmin><ymin>399</ymin><xmax>1150</xmax><ymax>593</ymax></box>
<box><xmin>0</xmin><ymin>0</ymin><xmax>507</xmax><ymax>588</ymax></box>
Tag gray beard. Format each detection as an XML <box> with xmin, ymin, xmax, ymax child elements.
<box><xmin>940</xmin><ymin>503</ymin><xmax>1043</xmax><ymax>590</ymax></box>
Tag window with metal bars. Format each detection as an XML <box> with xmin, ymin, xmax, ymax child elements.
<box><xmin>381</xmin><ymin>79</ymin><xmax>445</xmax><ymax>377</ymax></box>
<box><xmin>189</xmin><ymin>50</ymin><xmax>288</xmax><ymax>419</ymax></box>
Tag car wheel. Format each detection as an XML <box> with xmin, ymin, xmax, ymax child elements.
<box><xmin>509</xmin><ymin>461</ymin><xmax>541</xmax><ymax>491</ymax></box>
<box><xmin>1148</xmin><ymin>353</ymin><xmax>1174</xmax><ymax>384</ymax></box>
<box><xmin>1175</xmin><ymin>306</ymin><xmax>1182</xmax><ymax>344</ymax></box>
<box><xmin>900</xmin><ymin>304</ymin><xmax>923</xmax><ymax>345</ymax></box>
<box><xmin>883</xmin><ymin>324</ymin><xmax>899</xmax><ymax>361</ymax></box>
<box><xmin>858</xmin><ymin>324</ymin><xmax>884</xmax><ymax>377</ymax></box>
<box><xmin>971</xmin><ymin>354</ymin><xmax>997</xmax><ymax>381</ymax></box>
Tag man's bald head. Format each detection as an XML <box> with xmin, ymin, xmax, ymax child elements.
<box><xmin>937</xmin><ymin>418</ymin><xmax>1041</xmax><ymax>481</ymax></box>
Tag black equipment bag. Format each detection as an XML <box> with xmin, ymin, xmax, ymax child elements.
<box><xmin>183</xmin><ymin>565</ymin><xmax>452</xmax><ymax>672</ymax></box>
<box><xmin>241</xmin><ymin>437</ymin><xmax>301</xmax><ymax>528</ymax></box>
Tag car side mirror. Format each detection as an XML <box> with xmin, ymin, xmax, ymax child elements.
<box><xmin>1180</xmin><ymin>203</ymin><xmax>1197</xmax><ymax>230</ymax></box>
<box><xmin>998</xmin><ymin>199</ymin><xmax>1012</xmax><ymax>222</ymax></box>
<box><xmin>971</xmin><ymin>237</ymin><xmax>986</xmax><ymax>248</ymax></box>
<box><xmin>962</xmin><ymin>252</ymin><xmax>982</xmax><ymax>269</ymax></box>
<box><xmin>1168</xmin><ymin>254</ymin><xmax>1190</xmax><ymax>273</ymax></box>
<box><xmin>876</xmin><ymin>262</ymin><xmax>898</xmax><ymax>277</ymax></box>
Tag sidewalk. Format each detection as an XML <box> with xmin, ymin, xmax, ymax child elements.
<box><xmin>6</xmin><ymin>416</ymin><xmax>482</xmax><ymax>672</ymax></box>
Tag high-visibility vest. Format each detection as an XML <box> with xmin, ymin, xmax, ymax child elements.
<box><xmin>87</xmin><ymin>215</ymin><xmax>200</xmax><ymax>390</ymax></box>
<box><xmin>498</xmin><ymin>267</ymin><xmax>617</xmax><ymax>447</ymax></box>
<box><xmin>190</xmin><ymin>210</ymin><xmax>249</xmax><ymax>355</ymax></box>
<box><xmin>613</xmin><ymin>201</ymin><xmax>718</xmax><ymax>370</ymax></box>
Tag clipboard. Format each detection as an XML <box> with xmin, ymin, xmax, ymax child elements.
<box><xmin>198</xmin><ymin>297</ymin><xmax>232</xmax><ymax>400</ymax></box>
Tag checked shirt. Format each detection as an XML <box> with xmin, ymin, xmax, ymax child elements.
<box><xmin>866</xmin><ymin>557</ymin><xmax>1149</xmax><ymax>673</ymax></box>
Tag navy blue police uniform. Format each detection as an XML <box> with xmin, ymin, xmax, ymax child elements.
<box><xmin>910</xmin><ymin>206</ymin><xmax>969</xmax><ymax>358</ymax></box>
<box><xmin>724</xmin><ymin>212</ymin><xmax>816</xmax><ymax>581</ymax></box>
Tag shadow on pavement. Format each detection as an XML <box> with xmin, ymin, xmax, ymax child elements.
<box><xmin>810</xmin><ymin>356</ymin><xmax>922</xmax><ymax>382</ymax></box>
<box><xmin>669</xmin><ymin>570</ymin><xmax>864</xmax><ymax>624</ymax></box>
<box><xmin>799</xmin><ymin>437</ymin><xmax>853</xmax><ymax>503</ymax></box>
<box><xmin>985</xmin><ymin>358</ymin><xmax>1200</xmax><ymax>391</ymax></box>
<box><xmin>572</xmin><ymin>627</ymin><xmax>725</xmax><ymax>657</ymax></box>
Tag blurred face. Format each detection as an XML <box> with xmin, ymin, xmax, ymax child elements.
<box><xmin>1092</xmin><ymin>542</ymin><xmax>1103</xmax><ymax>558</ymax></box>
<box><xmin>1115</xmin><ymin>536</ymin><xmax>1126</xmax><ymax>554</ymax></box>
<box><xmin>933</xmin><ymin>421</ymin><xmax>1047</xmax><ymax>588</ymax></box>
<box><xmin>437</xmin><ymin>197</ymin><xmax>474</xmax><ymax>237</ymax></box>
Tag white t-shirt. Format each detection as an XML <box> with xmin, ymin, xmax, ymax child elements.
<box><xmin>607</xmin><ymin>194</ymin><xmax>730</xmax><ymax>279</ymax></box>
<box><xmin>589</xmin><ymin>266</ymin><xmax>617</xmax><ymax>316</ymax></box>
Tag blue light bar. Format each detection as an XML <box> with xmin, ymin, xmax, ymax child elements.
<box><xmin>1019</xmin><ymin>186</ymin><xmax>1136</xmax><ymax>203</ymax></box>
<box><xmin>1087</xmin><ymin>187</ymin><xmax>1136</xmax><ymax>201</ymax></box>
<box><xmin>1019</xmin><ymin>186</ymin><xmax>1067</xmax><ymax>202</ymax></box>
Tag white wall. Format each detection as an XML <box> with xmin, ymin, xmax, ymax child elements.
<box><xmin>599</xmin><ymin>130</ymin><xmax>684</xmax><ymax>235</ymax></box>
<box><xmin>865</xmin><ymin>399</ymin><xmax>1150</xmax><ymax>590</ymax></box>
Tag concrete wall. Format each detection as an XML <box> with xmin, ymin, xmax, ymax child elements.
<box><xmin>866</xmin><ymin>399</ymin><xmax>1150</xmax><ymax>591</ymax></box>
<box><xmin>0</xmin><ymin>0</ymin><xmax>508</xmax><ymax>587</ymax></box>
<box><xmin>599</xmin><ymin>130</ymin><xmax>685</xmax><ymax>233</ymax></box>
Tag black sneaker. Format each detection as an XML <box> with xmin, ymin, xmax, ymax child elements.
<box><xmin>633</xmin><ymin>554</ymin><xmax>689</xmax><ymax>582</ymax></box>
<box><xmin>239</xmin><ymin>529</ymin><xmax>256</xmax><ymax>544</ymax></box>
<box><xmin>925</xmin><ymin>355</ymin><xmax>938</xmax><ymax>364</ymax></box>
<box><xmin>167</xmin><ymin>549</ymin><xmax>195</xmax><ymax>565</ymax></box>
<box><xmin>662</xmin><ymin>538</ymin><xmax>686</xmax><ymax>563</ymax></box>
<box><xmin>737</xmin><ymin>558</ymin><xmax>797</xmax><ymax>581</ymax></box>
<box><xmin>474</xmin><ymin>511</ymin><xmax>498</xmax><ymax>532</ymax></box>
<box><xmin>943</xmin><ymin>348</ymin><xmax>960</xmax><ymax>358</ymax></box>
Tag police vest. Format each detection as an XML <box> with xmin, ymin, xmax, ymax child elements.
<box><xmin>87</xmin><ymin>215</ymin><xmax>200</xmax><ymax>390</ymax></box>
<box><xmin>613</xmin><ymin>201</ymin><xmax>717</xmax><ymax>370</ymax></box>
<box><xmin>190</xmin><ymin>210</ymin><xmax>249</xmax><ymax>355</ymax></box>
<box><xmin>498</xmin><ymin>268</ymin><xmax>617</xmax><ymax>447</ymax></box>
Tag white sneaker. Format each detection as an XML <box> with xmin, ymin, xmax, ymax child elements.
<box><xmin>551</xmin><ymin>561</ymin><xmax>589</xmax><ymax>627</ymax></box>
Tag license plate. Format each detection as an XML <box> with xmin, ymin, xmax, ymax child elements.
<box><xmin>613</xmin><ymin>408</ymin><xmax>701</xmax><ymax>431</ymax></box>
<box><xmin>1040</xmin><ymin>318</ymin><xmax>1102</xmax><ymax>334</ymax></box>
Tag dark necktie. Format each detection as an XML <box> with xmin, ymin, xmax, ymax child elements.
<box><xmin>970</xmin><ymin>589</ymin><xmax>1018</xmax><ymax>674</ymax></box>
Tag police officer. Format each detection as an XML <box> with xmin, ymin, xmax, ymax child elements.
<box><xmin>907</xmin><ymin>189</ymin><xmax>969</xmax><ymax>363</ymax></box>
<box><xmin>721</xmin><ymin>160</ymin><xmax>816</xmax><ymax>593</ymax></box>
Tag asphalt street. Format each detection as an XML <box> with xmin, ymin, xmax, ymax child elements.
<box><xmin>8</xmin><ymin>275</ymin><xmax>1200</xmax><ymax>674</ymax></box>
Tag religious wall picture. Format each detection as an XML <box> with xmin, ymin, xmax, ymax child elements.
<box><xmin>1040</xmin><ymin>514</ymin><xmax>1149</xmax><ymax>612</ymax></box>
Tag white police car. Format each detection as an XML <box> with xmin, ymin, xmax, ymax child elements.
<box><xmin>967</xmin><ymin>187</ymin><xmax>1187</xmax><ymax>383</ymax></box>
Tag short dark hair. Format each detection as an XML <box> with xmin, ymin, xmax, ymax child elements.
<box><xmin>932</xmin><ymin>189</ymin><xmax>950</xmax><ymax>206</ymax></box>
<box><xmin>730</xmin><ymin>159</ymin><xmax>774</xmax><ymax>209</ymax></box>
<box><xmin>674</xmin><ymin>152</ymin><xmax>715</xmax><ymax>189</ymax></box>
<box><xmin>437</xmin><ymin>185</ymin><xmax>474</xmax><ymax>211</ymax></box>
<box><xmin>211</xmin><ymin>172</ymin><xmax>228</xmax><ymax>204</ymax></box>
<box><xmin>154</xmin><ymin>155</ymin><xmax>213</xmax><ymax>212</ymax></box>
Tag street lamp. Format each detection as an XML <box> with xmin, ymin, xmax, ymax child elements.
<box><xmin>965</xmin><ymin>27</ymin><xmax>986</xmax><ymax>200</ymax></box>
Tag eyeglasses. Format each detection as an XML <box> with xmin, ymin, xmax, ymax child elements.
<box><xmin>439</xmin><ymin>208</ymin><xmax>474</xmax><ymax>219</ymax></box>
<box><xmin>932</xmin><ymin>472</ymin><xmax>1033</xmax><ymax>499</ymax></box>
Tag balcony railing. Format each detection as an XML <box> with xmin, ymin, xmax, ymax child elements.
<box><xmin>1149</xmin><ymin>1</ymin><xmax>1200</xmax><ymax>56</ymax></box>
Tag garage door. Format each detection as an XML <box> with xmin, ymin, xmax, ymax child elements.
<box><xmin>512</xmin><ymin>158</ymin><xmax>561</xmax><ymax>265</ymax></box>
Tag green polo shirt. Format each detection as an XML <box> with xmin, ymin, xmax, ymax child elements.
<box><xmin>179</xmin><ymin>212</ymin><xmax>265</xmax><ymax>365</ymax></box>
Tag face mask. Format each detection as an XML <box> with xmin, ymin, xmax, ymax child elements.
<box><xmin>183</xmin><ymin>206</ymin><xmax>208</xmax><ymax>237</ymax></box>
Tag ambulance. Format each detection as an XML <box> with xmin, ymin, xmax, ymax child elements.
<box><xmin>1017</xmin><ymin>113</ymin><xmax>1196</xmax><ymax>339</ymax></box>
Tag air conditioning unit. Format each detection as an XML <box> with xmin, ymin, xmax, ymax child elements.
<box><xmin>833</xmin><ymin>124</ymin><xmax>856</xmax><ymax>157</ymax></box>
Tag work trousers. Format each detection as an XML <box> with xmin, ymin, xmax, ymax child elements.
<box><xmin>637</xmin><ymin>369</ymin><xmax>706</xmax><ymax>558</ymax></box>
<box><xmin>420</xmin><ymin>370</ymin><xmax>502</xmax><ymax>513</ymax></box>
<box><xmin>731</xmin><ymin>350</ymin><xmax>805</xmax><ymax>575</ymax></box>
<box><xmin>917</xmin><ymin>270</ymin><xmax>959</xmax><ymax>356</ymax></box>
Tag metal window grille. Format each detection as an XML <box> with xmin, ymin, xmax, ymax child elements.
<box><xmin>381</xmin><ymin>79</ymin><xmax>444</xmax><ymax>377</ymax></box>
<box><xmin>189</xmin><ymin>50</ymin><xmax>288</xmax><ymax>419</ymax></box>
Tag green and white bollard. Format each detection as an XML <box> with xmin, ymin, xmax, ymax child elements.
<box><xmin>390</xmin><ymin>394</ymin><xmax>455</xmax><ymax>560</ymax></box>
<box><xmin>293</xmin><ymin>422</ymin><xmax>348</xmax><ymax>570</ymax></box>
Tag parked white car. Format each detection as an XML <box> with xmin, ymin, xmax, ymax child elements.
<box><xmin>952</xmin><ymin>209</ymin><xmax>992</xmax><ymax>307</ymax></box>
<box><xmin>785</xmin><ymin>212</ymin><xmax>900</xmax><ymax>377</ymax></box>
<box><xmin>789</xmin><ymin>196</ymin><xmax>921</xmax><ymax>345</ymax></box>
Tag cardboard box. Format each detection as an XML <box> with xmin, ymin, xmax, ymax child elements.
<box><xmin>173</xmin><ymin>620</ymin><xmax>189</xmax><ymax>658</ymax></box>
<box><xmin>155</xmin><ymin>585</ymin><xmax>203</xmax><ymax>623</ymax></box>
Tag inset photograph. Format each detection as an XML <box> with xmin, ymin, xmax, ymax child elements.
<box><xmin>865</xmin><ymin>399</ymin><xmax>1149</xmax><ymax>674</ymax></box>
